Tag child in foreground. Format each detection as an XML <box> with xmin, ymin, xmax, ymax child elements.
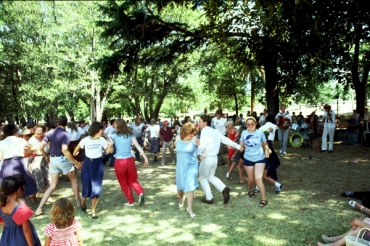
<box><xmin>44</xmin><ymin>198</ymin><xmax>82</xmax><ymax>246</ymax></box>
<box><xmin>0</xmin><ymin>174</ymin><xmax>41</xmax><ymax>246</ymax></box>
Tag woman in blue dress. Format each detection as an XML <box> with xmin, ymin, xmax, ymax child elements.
<box><xmin>176</xmin><ymin>123</ymin><xmax>200</xmax><ymax>218</ymax></box>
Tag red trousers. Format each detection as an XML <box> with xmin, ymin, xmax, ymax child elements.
<box><xmin>114</xmin><ymin>157</ymin><xmax>144</xmax><ymax>204</ymax></box>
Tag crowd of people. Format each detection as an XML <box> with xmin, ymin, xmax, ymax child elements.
<box><xmin>0</xmin><ymin>104</ymin><xmax>368</xmax><ymax>245</ymax></box>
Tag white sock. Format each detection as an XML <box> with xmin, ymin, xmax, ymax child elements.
<box><xmin>275</xmin><ymin>182</ymin><xmax>281</xmax><ymax>187</ymax></box>
<box><xmin>255</xmin><ymin>186</ymin><xmax>259</xmax><ymax>190</ymax></box>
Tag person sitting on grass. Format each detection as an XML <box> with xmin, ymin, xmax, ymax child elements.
<box><xmin>317</xmin><ymin>216</ymin><xmax>370</xmax><ymax>246</ymax></box>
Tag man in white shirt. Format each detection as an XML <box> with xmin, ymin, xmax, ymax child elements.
<box><xmin>197</xmin><ymin>115</ymin><xmax>242</xmax><ymax>204</ymax></box>
<box><xmin>211</xmin><ymin>109</ymin><xmax>227</xmax><ymax>166</ymax></box>
<box><xmin>275</xmin><ymin>105</ymin><xmax>292</xmax><ymax>155</ymax></box>
<box><xmin>321</xmin><ymin>104</ymin><xmax>336</xmax><ymax>153</ymax></box>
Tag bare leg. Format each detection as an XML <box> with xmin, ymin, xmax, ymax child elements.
<box><xmin>35</xmin><ymin>173</ymin><xmax>60</xmax><ymax>215</ymax></box>
<box><xmin>254</xmin><ymin>164</ymin><xmax>267</xmax><ymax>201</ymax></box>
<box><xmin>91</xmin><ymin>196</ymin><xmax>99</xmax><ymax>215</ymax></box>
<box><xmin>186</xmin><ymin>191</ymin><xmax>195</xmax><ymax>215</ymax></box>
<box><xmin>263</xmin><ymin>169</ymin><xmax>276</xmax><ymax>185</ymax></box>
<box><xmin>237</xmin><ymin>159</ymin><xmax>245</xmax><ymax>183</ymax></box>
<box><xmin>244</xmin><ymin>166</ymin><xmax>255</xmax><ymax>192</ymax></box>
<box><xmin>353</xmin><ymin>201</ymin><xmax>370</xmax><ymax>216</ymax></box>
<box><xmin>177</xmin><ymin>190</ymin><xmax>184</xmax><ymax>205</ymax></box>
<box><xmin>228</xmin><ymin>161</ymin><xmax>238</xmax><ymax>175</ymax></box>
<box><xmin>320</xmin><ymin>227</ymin><xmax>365</xmax><ymax>246</ymax></box>
<box><xmin>66</xmin><ymin>171</ymin><xmax>81</xmax><ymax>208</ymax></box>
<box><xmin>81</xmin><ymin>197</ymin><xmax>87</xmax><ymax>207</ymax></box>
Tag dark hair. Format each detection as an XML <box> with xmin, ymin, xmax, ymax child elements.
<box><xmin>26</xmin><ymin>122</ymin><xmax>35</xmax><ymax>129</ymax></box>
<box><xmin>2</xmin><ymin>124</ymin><xmax>18</xmax><ymax>138</ymax></box>
<box><xmin>67</xmin><ymin>121</ymin><xmax>78</xmax><ymax>133</ymax></box>
<box><xmin>265</xmin><ymin>115</ymin><xmax>276</xmax><ymax>124</ymax></box>
<box><xmin>115</xmin><ymin>118</ymin><xmax>132</xmax><ymax>137</ymax></box>
<box><xmin>45</xmin><ymin>121</ymin><xmax>56</xmax><ymax>130</ymax></box>
<box><xmin>0</xmin><ymin>174</ymin><xmax>25</xmax><ymax>207</ymax></box>
<box><xmin>89</xmin><ymin>122</ymin><xmax>104</xmax><ymax>137</ymax></box>
<box><xmin>200</xmin><ymin>115</ymin><xmax>211</xmax><ymax>126</ymax></box>
<box><xmin>215</xmin><ymin>109</ymin><xmax>222</xmax><ymax>115</ymax></box>
<box><xmin>57</xmin><ymin>116</ymin><xmax>68</xmax><ymax>127</ymax></box>
<box><xmin>109</xmin><ymin>119</ymin><xmax>116</xmax><ymax>125</ymax></box>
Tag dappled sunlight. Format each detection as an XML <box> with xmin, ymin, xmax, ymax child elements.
<box><xmin>267</xmin><ymin>212</ymin><xmax>287</xmax><ymax>220</ymax></box>
<box><xmin>254</xmin><ymin>235</ymin><xmax>287</xmax><ymax>245</ymax></box>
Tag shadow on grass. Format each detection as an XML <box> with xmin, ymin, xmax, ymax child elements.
<box><xmin>26</xmin><ymin>143</ymin><xmax>370</xmax><ymax>245</ymax></box>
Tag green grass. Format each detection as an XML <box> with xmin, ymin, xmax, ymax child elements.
<box><xmin>27</xmin><ymin>143</ymin><xmax>369</xmax><ymax>245</ymax></box>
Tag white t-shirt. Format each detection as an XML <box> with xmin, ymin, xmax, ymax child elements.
<box><xmin>259</xmin><ymin>122</ymin><xmax>277</xmax><ymax>141</ymax></box>
<box><xmin>79</xmin><ymin>137</ymin><xmax>108</xmax><ymax>159</ymax></box>
<box><xmin>0</xmin><ymin>136</ymin><xmax>28</xmax><ymax>159</ymax></box>
<box><xmin>66</xmin><ymin>128</ymin><xmax>81</xmax><ymax>141</ymax></box>
<box><xmin>28</xmin><ymin>137</ymin><xmax>50</xmax><ymax>155</ymax></box>
<box><xmin>145</xmin><ymin>125</ymin><xmax>160</xmax><ymax>138</ymax></box>
<box><xmin>212</xmin><ymin>117</ymin><xmax>227</xmax><ymax>135</ymax></box>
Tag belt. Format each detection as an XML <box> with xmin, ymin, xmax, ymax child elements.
<box><xmin>88</xmin><ymin>157</ymin><xmax>102</xmax><ymax>162</ymax></box>
<box><xmin>50</xmin><ymin>154</ymin><xmax>64</xmax><ymax>157</ymax></box>
<box><xmin>3</xmin><ymin>156</ymin><xmax>23</xmax><ymax>160</ymax></box>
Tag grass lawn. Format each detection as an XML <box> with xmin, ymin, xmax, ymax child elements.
<box><xmin>27</xmin><ymin>142</ymin><xmax>369</xmax><ymax>246</ymax></box>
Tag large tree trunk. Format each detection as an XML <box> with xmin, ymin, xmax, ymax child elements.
<box><xmin>264</xmin><ymin>59</ymin><xmax>279</xmax><ymax>116</ymax></box>
<box><xmin>234</xmin><ymin>93</ymin><xmax>238</xmax><ymax>116</ymax></box>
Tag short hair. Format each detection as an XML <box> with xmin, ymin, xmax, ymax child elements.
<box><xmin>89</xmin><ymin>122</ymin><xmax>104</xmax><ymax>137</ymax></box>
<box><xmin>2</xmin><ymin>124</ymin><xmax>18</xmax><ymax>138</ymax></box>
<box><xmin>200</xmin><ymin>115</ymin><xmax>211</xmax><ymax>126</ymax></box>
<box><xmin>180</xmin><ymin>122</ymin><xmax>197</xmax><ymax>140</ymax></box>
<box><xmin>49</xmin><ymin>198</ymin><xmax>75</xmax><ymax>229</ymax></box>
<box><xmin>216</xmin><ymin>109</ymin><xmax>222</xmax><ymax>115</ymax></box>
<box><xmin>26</xmin><ymin>122</ymin><xmax>35</xmax><ymax>129</ymax></box>
<box><xmin>110</xmin><ymin>119</ymin><xmax>116</xmax><ymax>125</ymax></box>
<box><xmin>57</xmin><ymin>116</ymin><xmax>68</xmax><ymax>127</ymax></box>
<box><xmin>46</xmin><ymin>120</ymin><xmax>56</xmax><ymax>130</ymax></box>
<box><xmin>323</xmin><ymin>104</ymin><xmax>331</xmax><ymax>110</ymax></box>
<box><xmin>150</xmin><ymin>119</ymin><xmax>156</xmax><ymax>125</ymax></box>
<box><xmin>34</xmin><ymin>124</ymin><xmax>46</xmax><ymax>133</ymax></box>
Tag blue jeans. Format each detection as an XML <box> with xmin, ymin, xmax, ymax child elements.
<box><xmin>134</xmin><ymin>137</ymin><xmax>143</xmax><ymax>161</ymax></box>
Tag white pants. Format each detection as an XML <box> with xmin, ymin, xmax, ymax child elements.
<box><xmin>199</xmin><ymin>156</ymin><xmax>226</xmax><ymax>200</ymax></box>
<box><xmin>162</xmin><ymin>140</ymin><xmax>175</xmax><ymax>164</ymax></box>
<box><xmin>322</xmin><ymin>123</ymin><xmax>335</xmax><ymax>150</ymax></box>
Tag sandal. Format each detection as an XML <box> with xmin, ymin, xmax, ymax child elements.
<box><xmin>248</xmin><ymin>192</ymin><xmax>256</xmax><ymax>198</ymax></box>
<box><xmin>81</xmin><ymin>204</ymin><xmax>87</xmax><ymax>211</ymax></box>
<box><xmin>237</xmin><ymin>181</ymin><xmax>245</xmax><ymax>185</ymax></box>
<box><xmin>259</xmin><ymin>200</ymin><xmax>268</xmax><ymax>207</ymax></box>
<box><xmin>34</xmin><ymin>209</ymin><xmax>44</xmax><ymax>216</ymax></box>
<box><xmin>91</xmin><ymin>213</ymin><xmax>98</xmax><ymax>219</ymax></box>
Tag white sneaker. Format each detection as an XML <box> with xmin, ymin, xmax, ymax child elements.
<box><xmin>282</xmin><ymin>151</ymin><xmax>287</xmax><ymax>155</ymax></box>
<box><xmin>138</xmin><ymin>193</ymin><xmax>145</xmax><ymax>206</ymax></box>
<box><xmin>226</xmin><ymin>172</ymin><xmax>230</xmax><ymax>179</ymax></box>
<box><xmin>279</xmin><ymin>150</ymin><xmax>283</xmax><ymax>154</ymax></box>
<box><xmin>276</xmin><ymin>184</ymin><xmax>284</xmax><ymax>193</ymax></box>
<box><xmin>124</xmin><ymin>203</ymin><xmax>134</xmax><ymax>207</ymax></box>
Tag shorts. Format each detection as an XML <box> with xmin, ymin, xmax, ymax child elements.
<box><xmin>50</xmin><ymin>156</ymin><xmax>75</xmax><ymax>175</ymax></box>
<box><xmin>243</xmin><ymin>158</ymin><xmax>266</xmax><ymax>167</ymax></box>
<box><xmin>231</xmin><ymin>152</ymin><xmax>242</xmax><ymax>163</ymax></box>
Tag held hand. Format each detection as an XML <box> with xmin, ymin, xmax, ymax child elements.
<box><xmin>75</xmin><ymin>162</ymin><xmax>82</xmax><ymax>171</ymax></box>
<box><xmin>45</xmin><ymin>156</ymin><xmax>50</xmax><ymax>164</ymax></box>
<box><xmin>143</xmin><ymin>156</ymin><xmax>149</xmax><ymax>166</ymax></box>
<box><xmin>73</xmin><ymin>151</ymin><xmax>79</xmax><ymax>157</ymax></box>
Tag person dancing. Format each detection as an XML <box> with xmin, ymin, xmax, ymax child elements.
<box><xmin>321</xmin><ymin>104</ymin><xmax>336</xmax><ymax>153</ymax></box>
<box><xmin>111</xmin><ymin>119</ymin><xmax>148</xmax><ymax>207</ymax></box>
<box><xmin>176</xmin><ymin>123</ymin><xmax>199</xmax><ymax>218</ymax></box>
<box><xmin>197</xmin><ymin>115</ymin><xmax>242</xmax><ymax>205</ymax></box>
<box><xmin>240</xmin><ymin>117</ymin><xmax>270</xmax><ymax>207</ymax></box>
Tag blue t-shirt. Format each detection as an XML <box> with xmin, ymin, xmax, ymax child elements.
<box><xmin>240</xmin><ymin>129</ymin><xmax>266</xmax><ymax>162</ymax></box>
<box><xmin>111</xmin><ymin>133</ymin><xmax>133</xmax><ymax>159</ymax></box>
<box><xmin>43</xmin><ymin>127</ymin><xmax>70</xmax><ymax>156</ymax></box>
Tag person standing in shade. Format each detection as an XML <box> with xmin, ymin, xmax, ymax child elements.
<box><xmin>35</xmin><ymin>116</ymin><xmax>82</xmax><ymax>216</ymax></box>
<box><xmin>259</xmin><ymin>109</ymin><xmax>268</xmax><ymax>126</ymax></box>
<box><xmin>197</xmin><ymin>115</ymin><xmax>242</xmax><ymax>204</ymax></box>
<box><xmin>159</xmin><ymin>120</ymin><xmax>176</xmax><ymax>165</ymax></box>
<box><xmin>275</xmin><ymin>105</ymin><xmax>291</xmax><ymax>155</ymax></box>
<box><xmin>145</xmin><ymin>119</ymin><xmax>161</xmax><ymax>162</ymax></box>
<box><xmin>111</xmin><ymin>119</ymin><xmax>148</xmax><ymax>207</ymax></box>
<box><xmin>321</xmin><ymin>104</ymin><xmax>336</xmax><ymax>153</ymax></box>
<box><xmin>130</xmin><ymin>117</ymin><xmax>145</xmax><ymax>162</ymax></box>
<box><xmin>211</xmin><ymin>109</ymin><xmax>227</xmax><ymax>166</ymax></box>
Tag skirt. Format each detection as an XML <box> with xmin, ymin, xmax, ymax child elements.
<box><xmin>0</xmin><ymin>157</ymin><xmax>37</xmax><ymax>197</ymax></box>
<box><xmin>28</xmin><ymin>156</ymin><xmax>50</xmax><ymax>192</ymax></box>
<box><xmin>148</xmin><ymin>137</ymin><xmax>160</xmax><ymax>153</ymax></box>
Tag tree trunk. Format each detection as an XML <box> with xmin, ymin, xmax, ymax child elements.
<box><xmin>251</xmin><ymin>73</ymin><xmax>255</xmax><ymax>113</ymax></box>
<box><xmin>264</xmin><ymin>59</ymin><xmax>279</xmax><ymax>116</ymax></box>
<box><xmin>234</xmin><ymin>93</ymin><xmax>238</xmax><ymax>116</ymax></box>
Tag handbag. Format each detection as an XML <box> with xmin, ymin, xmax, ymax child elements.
<box><xmin>345</xmin><ymin>228</ymin><xmax>370</xmax><ymax>246</ymax></box>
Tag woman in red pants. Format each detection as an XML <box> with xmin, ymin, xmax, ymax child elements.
<box><xmin>111</xmin><ymin>119</ymin><xmax>149</xmax><ymax>207</ymax></box>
